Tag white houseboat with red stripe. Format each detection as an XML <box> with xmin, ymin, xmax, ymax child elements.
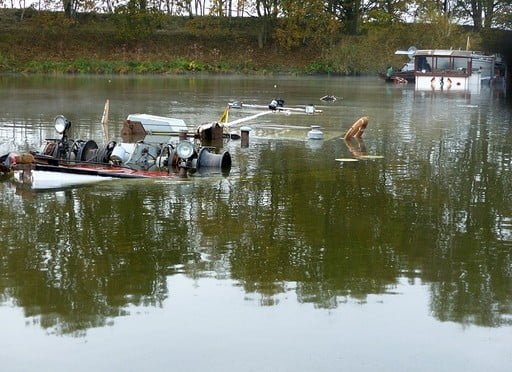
<box><xmin>413</xmin><ymin>49</ymin><xmax>496</xmax><ymax>92</ymax></box>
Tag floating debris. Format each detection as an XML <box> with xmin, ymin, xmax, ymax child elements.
<box><xmin>229</xmin><ymin>101</ymin><xmax>243</xmax><ymax>109</ymax></box>
<box><xmin>335</xmin><ymin>158</ymin><xmax>359</xmax><ymax>162</ymax></box>
<box><xmin>358</xmin><ymin>155</ymin><xmax>384</xmax><ymax>159</ymax></box>
<box><xmin>320</xmin><ymin>95</ymin><xmax>337</xmax><ymax>102</ymax></box>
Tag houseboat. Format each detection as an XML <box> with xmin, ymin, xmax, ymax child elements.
<box><xmin>413</xmin><ymin>49</ymin><xmax>495</xmax><ymax>92</ymax></box>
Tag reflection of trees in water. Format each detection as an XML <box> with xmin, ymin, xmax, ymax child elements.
<box><xmin>0</xmin><ymin>184</ymin><xmax>190</xmax><ymax>335</ymax></box>
<box><xmin>227</xmin><ymin>142</ymin><xmax>401</xmax><ymax>308</ymax></box>
<box><xmin>423</xmin><ymin>108</ymin><xmax>512</xmax><ymax>327</ymax></box>
<box><xmin>224</xmin><ymin>113</ymin><xmax>512</xmax><ymax>323</ymax></box>
<box><xmin>382</xmin><ymin>98</ymin><xmax>512</xmax><ymax>327</ymax></box>
<box><xmin>1</xmin><ymin>103</ymin><xmax>512</xmax><ymax>333</ymax></box>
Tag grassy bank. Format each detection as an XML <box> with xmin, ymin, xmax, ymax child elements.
<box><xmin>0</xmin><ymin>8</ymin><xmax>504</xmax><ymax>76</ymax></box>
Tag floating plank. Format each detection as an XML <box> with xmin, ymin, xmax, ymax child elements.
<box><xmin>358</xmin><ymin>155</ymin><xmax>384</xmax><ymax>159</ymax></box>
<box><xmin>335</xmin><ymin>158</ymin><xmax>359</xmax><ymax>162</ymax></box>
<box><xmin>101</xmin><ymin>99</ymin><xmax>110</xmax><ymax>141</ymax></box>
<box><xmin>230</xmin><ymin>103</ymin><xmax>322</xmax><ymax>113</ymax></box>
<box><xmin>224</xmin><ymin>111</ymin><xmax>274</xmax><ymax>127</ymax></box>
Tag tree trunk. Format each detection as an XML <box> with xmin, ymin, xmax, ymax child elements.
<box><xmin>483</xmin><ymin>1</ymin><xmax>494</xmax><ymax>29</ymax></box>
<box><xmin>345</xmin><ymin>0</ymin><xmax>360</xmax><ymax>35</ymax></box>
<box><xmin>63</xmin><ymin>0</ymin><xmax>73</xmax><ymax>18</ymax></box>
<box><xmin>470</xmin><ymin>0</ymin><xmax>483</xmax><ymax>30</ymax></box>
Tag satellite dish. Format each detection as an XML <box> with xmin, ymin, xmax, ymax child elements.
<box><xmin>407</xmin><ymin>46</ymin><xmax>417</xmax><ymax>60</ymax></box>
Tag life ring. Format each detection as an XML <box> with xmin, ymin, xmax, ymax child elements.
<box><xmin>392</xmin><ymin>77</ymin><xmax>407</xmax><ymax>84</ymax></box>
<box><xmin>344</xmin><ymin>117</ymin><xmax>369</xmax><ymax>140</ymax></box>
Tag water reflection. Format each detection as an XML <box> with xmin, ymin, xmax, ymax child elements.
<box><xmin>0</xmin><ymin>76</ymin><xmax>511</xmax><ymax>337</ymax></box>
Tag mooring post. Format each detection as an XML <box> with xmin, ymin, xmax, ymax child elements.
<box><xmin>241</xmin><ymin>126</ymin><xmax>251</xmax><ymax>148</ymax></box>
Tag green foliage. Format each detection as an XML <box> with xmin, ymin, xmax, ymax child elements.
<box><xmin>365</xmin><ymin>0</ymin><xmax>409</xmax><ymax>25</ymax></box>
<box><xmin>21</xmin><ymin>58</ymin><xmax>214</xmax><ymax>74</ymax></box>
<box><xmin>184</xmin><ymin>16</ymin><xmax>262</xmax><ymax>39</ymax></box>
<box><xmin>185</xmin><ymin>16</ymin><xmax>235</xmax><ymax>40</ymax></box>
<box><xmin>275</xmin><ymin>0</ymin><xmax>341</xmax><ymax>50</ymax></box>
<box><xmin>24</xmin><ymin>10</ymin><xmax>77</xmax><ymax>34</ymax></box>
<box><xmin>113</xmin><ymin>4</ymin><xmax>164</xmax><ymax>41</ymax></box>
<box><xmin>0</xmin><ymin>52</ymin><xmax>15</xmax><ymax>72</ymax></box>
<box><xmin>366</xmin><ymin>10</ymin><xmax>396</xmax><ymax>25</ymax></box>
<box><xmin>323</xmin><ymin>38</ymin><xmax>369</xmax><ymax>74</ymax></box>
<box><xmin>304</xmin><ymin>59</ymin><xmax>337</xmax><ymax>74</ymax></box>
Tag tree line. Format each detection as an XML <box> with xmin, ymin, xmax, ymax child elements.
<box><xmin>2</xmin><ymin>0</ymin><xmax>511</xmax><ymax>34</ymax></box>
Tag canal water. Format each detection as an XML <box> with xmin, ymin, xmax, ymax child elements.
<box><xmin>0</xmin><ymin>75</ymin><xmax>511</xmax><ymax>371</ymax></box>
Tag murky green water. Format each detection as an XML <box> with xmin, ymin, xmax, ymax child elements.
<box><xmin>1</xmin><ymin>75</ymin><xmax>511</xmax><ymax>371</ymax></box>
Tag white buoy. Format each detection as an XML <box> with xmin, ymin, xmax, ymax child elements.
<box><xmin>307</xmin><ymin>125</ymin><xmax>324</xmax><ymax>140</ymax></box>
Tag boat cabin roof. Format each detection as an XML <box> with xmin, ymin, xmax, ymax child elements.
<box><xmin>414</xmin><ymin>49</ymin><xmax>492</xmax><ymax>59</ymax></box>
<box><xmin>126</xmin><ymin>113</ymin><xmax>188</xmax><ymax>134</ymax></box>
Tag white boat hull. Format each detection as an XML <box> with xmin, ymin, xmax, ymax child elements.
<box><xmin>13</xmin><ymin>170</ymin><xmax>112</xmax><ymax>190</ymax></box>
<box><xmin>416</xmin><ymin>73</ymin><xmax>482</xmax><ymax>92</ymax></box>
<box><xmin>411</xmin><ymin>49</ymin><xmax>495</xmax><ymax>92</ymax></box>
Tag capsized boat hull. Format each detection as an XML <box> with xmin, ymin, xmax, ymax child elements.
<box><xmin>12</xmin><ymin>169</ymin><xmax>113</xmax><ymax>190</ymax></box>
<box><xmin>8</xmin><ymin>161</ymin><xmax>179</xmax><ymax>191</ymax></box>
<box><xmin>33</xmin><ymin>162</ymin><xmax>171</xmax><ymax>179</ymax></box>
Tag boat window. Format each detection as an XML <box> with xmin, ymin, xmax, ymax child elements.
<box><xmin>453</xmin><ymin>58</ymin><xmax>468</xmax><ymax>73</ymax></box>
<box><xmin>432</xmin><ymin>56</ymin><xmax>469</xmax><ymax>75</ymax></box>
<box><xmin>435</xmin><ymin>57</ymin><xmax>451</xmax><ymax>71</ymax></box>
<box><xmin>415</xmin><ymin>56</ymin><xmax>431</xmax><ymax>72</ymax></box>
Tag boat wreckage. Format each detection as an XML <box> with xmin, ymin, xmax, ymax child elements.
<box><xmin>1</xmin><ymin>98</ymin><xmax>323</xmax><ymax>190</ymax></box>
<box><xmin>1</xmin><ymin>112</ymin><xmax>233</xmax><ymax>190</ymax></box>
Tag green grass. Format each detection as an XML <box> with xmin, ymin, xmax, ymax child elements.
<box><xmin>20</xmin><ymin>58</ymin><xmax>243</xmax><ymax>74</ymax></box>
